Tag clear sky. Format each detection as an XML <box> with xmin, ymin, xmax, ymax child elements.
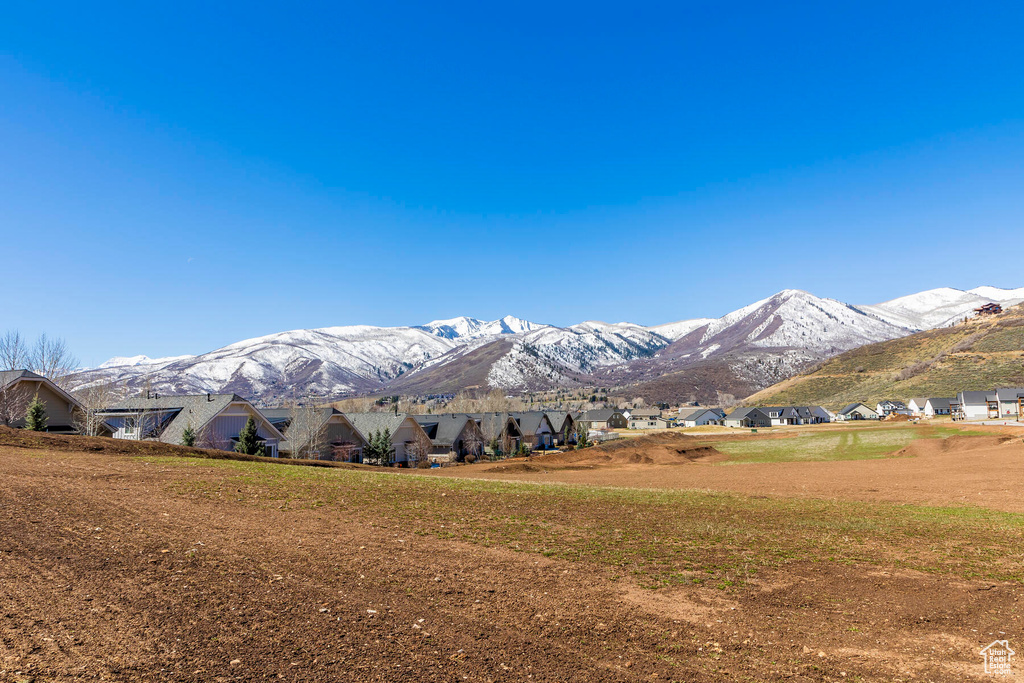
<box><xmin>3</xmin><ymin>2</ymin><xmax>1024</xmax><ymax>366</ymax></box>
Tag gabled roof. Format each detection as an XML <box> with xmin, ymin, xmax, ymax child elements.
<box><xmin>909</xmin><ymin>397</ymin><xmax>929</xmax><ymax>407</ymax></box>
<box><xmin>544</xmin><ymin>411</ymin><xmax>573</xmax><ymax>431</ymax></box>
<box><xmin>725</xmin><ymin>407</ymin><xmax>769</xmax><ymax>420</ymax></box>
<box><xmin>100</xmin><ymin>393</ymin><xmax>283</xmax><ymax>445</ymax></box>
<box><xmin>412</xmin><ymin>414</ymin><xmax>479</xmax><ymax>448</ymax></box>
<box><xmin>344</xmin><ymin>412</ymin><xmax>420</xmax><ymax>442</ymax></box>
<box><xmin>682</xmin><ymin>408</ymin><xmax>724</xmax><ymax>422</ymax></box>
<box><xmin>580</xmin><ymin>409</ymin><xmax>624</xmax><ymax>422</ymax></box>
<box><xmin>466</xmin><ymin>412</ymin><xmax>525</xmax><ymax>439</ymax></box>
<box><xmin>629</xmin><ymin>409</ymin><xmax>661</xmax><ymax>418</ymax></box>
<box><xmin>995</xmin><ymin>387</ymin><xmax>1024</xmax><ymax>401</ymax></box>
<box><xmin>925</xmin><ymin>397</ymin><xmax>952</xmax><ymax>409</ymax></box>
<box><xmin>839</xmin><ymin>402</ymin><xmax>874</xmax><ymax>415</ymax></box>
<box><xmin>958</xmin><ymin>390</ymin><xmax>996</xmax><ymax>404</ymax></box>
<box><xmin>1</xmin><ymin>369</ymin><xmax>83</xmax><ymax>411</ymax></box>
<box><xmin>510</xmin><ymin>411</ymin><xmax>553</xmax><ymax>435</ymax></box>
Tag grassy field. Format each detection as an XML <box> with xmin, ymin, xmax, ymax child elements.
<box><xmin>707</xmin><ymin>424</ymin><xmax>981</xmax><ymax>464</ymax></box>
<box><xmin>158</xmin><ymin>454</ymin><xmax>1024</xmax><ymax>589</ymax></box>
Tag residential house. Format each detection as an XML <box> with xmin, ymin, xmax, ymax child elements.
<box><xmin>468</xmin><ymin>412</ymin><xmax>525</xmax><ymax>454</ymax></box>
<box><xmin>413</xmin><ymin>414</ymin><xmax>485</xmax><ymax>461</ymax></box>
<box><xmin>995</xmin><ymin>388</ymin><xmax>1024</xmax><ymax>419</ymax></box>
<box><xmin>344</xmin><ymin>413</ymin><xmax>433</xmax><ymax>466</ymax></box>
<box><xmin>923</xmin><ymin>398</ymin><xmax>953</xmax><ymax>417</ymax></box>
<box><xmin>274</xmin><ymin>408</ymin><xmax>368</xmax><ymax>461</ymax></box>
<box><xmin>723</xmin><ymin>407</ymin><xmax>771</xmax><ymax>428</ymax></box>
<box><xmin>98</xmin><ymin>393</ymin><xmax>284</xmax><ymax>456</ymax></box>
<box><xmin>809</xmin><ymin>406</ymin><xmax>834</xmax><ymax>423</ymax></box>
<box><xmin>579</xmin><ymin>409</ymin><xmax>629</xmax><ymax>431</ymax></box>
<box><xmin>954</xmin><ymin>391</ymin><xmax>996</xmax><ymax>421</ymax></box>
<box><xmin>875</xmin><ymin>400</ymin><xmax>909</xmax><ymax>417</ymax></box>
<box><xmin>628</xmin><ymin>408</ymin><xmax>671</xmax><ymax>430</ymax></box>
<box><xmin>680</xmin><ymin>408</ymin><xmax>725</xmax><ymax>427</ymax></box>
<box><xmin>0</xmin><ymin>369</ymin><xmax>86</xmax><ymax>433</ymax></box>
<box><xmin>836</xmin><ymin>403</ymin><xmax>879</xmax><ymax>421</ymax></box>
<box><xmin>510</xmin><ymin>412</ymin><xmax>556</xmax><ymax>449</ymax></box>
<box><xmin>544</xmin><ymin>411</ymin><xmax>578</xmax><ymax>447</ymax></box>
<box><xmin>907</xmin><ymin>398</ymin><xmax>929</xmax><ymax>416</ymax></box>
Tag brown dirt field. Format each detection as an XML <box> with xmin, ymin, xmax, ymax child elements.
<box><xmin>2</xmin><ymin>431</ymin><xmax>1023</xmax><ymax>681</ymax></box>
<box><xmin>447</xmin><ymin>428</ymin><xmax>1024</xmax><ymax>514</ymax></box>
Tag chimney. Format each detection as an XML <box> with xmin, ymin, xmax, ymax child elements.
<box><xmin>207</xmin><ymin>393</ymin><xmax>212</xmax><ymax>402</ymax></box>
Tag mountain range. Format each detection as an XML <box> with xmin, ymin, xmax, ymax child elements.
<box><xmin>69</xmin><ymin>286</ymin><xmax>1024</xmax><ymax>404</ymax></box>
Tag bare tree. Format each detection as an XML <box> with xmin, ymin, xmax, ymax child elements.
<box><xmin>72</xmin><ymin>380</ymin><xmax>121</xmax><ymax>436</ymax></box>
<box><xmin>0</xmin><ymin>331</ymin><xmax>30</xmax><ymax>370</ymax></box>
<box><xmin>0</xmin><ymin>379</ymin><xmax>31</xmax><ymax>427</ymax></box>
<box><xmin>288</xmin><ymin>395</ymin><xmax>327</xmax><ymax>459</ymax></box>
<box><xmin>405</xmin><ymin>431</ymin><xmax>432</xmax><ymax>468</ymax></box>
<box><xmin>30</xmin><ymin>334</ymin><xmax>79</xmax><ymax>388</ymax></box>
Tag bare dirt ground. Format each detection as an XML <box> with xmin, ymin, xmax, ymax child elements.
<box><xmin>2</xmin><ymin>428</ymin><xmax>1023</xmax><ymax>681</ymax></box>
<box><xmin>443</xmin><ymin>427</ymin><xmax>1024</xmax><ymax>513</ymax></box>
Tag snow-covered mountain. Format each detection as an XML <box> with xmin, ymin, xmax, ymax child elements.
<box><xmin>70</xmin><ymin>287</ymin><xmax>1023</xmax><ymax>402</ymax></box>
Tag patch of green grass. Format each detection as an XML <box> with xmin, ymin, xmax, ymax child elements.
<box><xmin>154</xmin><ymin>454</ymin><xmax>1024</xmax><ymax>589</ymax></box>
<box><xmin>711</xmin><ymin>427</ymin><xmax>925</xmax><ymax>464</ymax></box>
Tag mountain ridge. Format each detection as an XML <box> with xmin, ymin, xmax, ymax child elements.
<box><xmin>69</xmin><ymin>287</ymin><xmax>1024</xmax><ymax>403</ymax></box>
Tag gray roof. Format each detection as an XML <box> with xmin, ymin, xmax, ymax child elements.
<box><xmin>466</xmin><ymin>413</ymin><xmax>525</xmax><ymax>439</ymax></box>
<box><xmin>0</xmin><ymin>369</ymin><xmax>43</xmax><ymax>388</ymax></box>
<box><xmin>926</xmin><ymin>398</ymin><xmax>952</xmax><ymax>409</ymax></box>
<box><xmin>725</xmin><ymin>407</ymin><xmax>769</xmax><ymax>421</ymax></box>
<box><xmin>995</xmin><ymin>387</ymin><xmax>1024</xmax><ymax>401</ymax></box>
<box><xmin>412</xmin><ymin>414</ymin><xmax>480</xmax><ymax>448</ymax></box>
<box><xmin>510</xmin><ymin>411</ymin><xmax>553</xmax><ymax>435</ymax></box>
<box><xmin>544</xmin><ymin>411</ymin><xmax>573</xmax><ymax>431</ymax></box>
<box><xmin>682</xmin><ymin>408</ymin><xmax>723</xmax><ymax>422</ymax></box>
<box><xmin>580</xmin><ymin>409</ymin><xmax>624</xmax><ymax>422</ymax></box>
<box><xmin>100</xmin><ymin>393</ymin><xmax>281</xmax><ymax>445</ymax></box>
<box><xmin>958</xmin><ymin>390</ymin><xmax>996</xmax><ymax>405</ymax></box>
<box><xmin>344</xmin><ymin>412</ymin><xmax>423</xmax><ymax>443</ymax></box>
<box><xmin>839</xmin><ymin>402</ymin><xmax>875</xmax><ymax>415</ymax></box>
<box><xmin>629</xmin><ymin>409</ymin><xmax>661</xmax><ymax>418</ymax></box>
<box><xmin>910</xmin><ymin>397</ymin><xmax>929</xmax><ymax>407</ymax></box>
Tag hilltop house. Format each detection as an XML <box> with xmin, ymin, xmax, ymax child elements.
<box><xmin>579</xmin><ymin>409</ymin><xmax>629</xmax><ymax>430</ymax></box>
<box><xmin>98</xmin><ymin>393</ymin><xmax>284</xmax><ymax>456</ymax></box>
<box><xmin>875</xmin><ymin>400</ymin><xmax>908</xmax><ymax>417</ymax></box>
<box><xmin>724</xmin><ymin>407</ymin><xmax>771</xmax><ymax>428</ymax></box>
<box><xmin>344</xmin><ymin>413</ymin><xmax>433</xmax><ymax>465</ymax></box>
<box><xmin>413</xmin><ymin>414</ymin><xmax>485</xmax><ymax>460</ymax></box>
<box><xmin>0</xmin><ymin>370</ymin><xmax>87</xmax><ymax>433</ymax></box>
<box><xmin>680</xmin><ymin>408</ymin><xmax>725</xmax><ymax>427</ymax></box>
<box><xmin>837</xmin><ymin>403</ymin><xmax>879</xmax><ymax>421</ymax></box>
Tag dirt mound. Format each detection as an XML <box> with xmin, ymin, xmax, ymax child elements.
<box><xmin>882</xmin><ymin>413</ymin><xmax>912</xmax><ymax>422</ymax></box>
<box><xmin>531</xmin><ymin>432</ymin><xmax>727</xmax><ymax>466</ymax></box>
<box><xmin>894</xmin><ymin>433</ymin><xmax>1014</xmax><ymax>458</ymax></box>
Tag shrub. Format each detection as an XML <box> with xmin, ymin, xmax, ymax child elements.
<box><xmin>416</xmin><ymin>459</ymin><xmax>431</xmax><ymax>470</ymax></box>
<box><xmin>25</xmin><ymin>395</ymin><xmax>47</xmax><ymax>432</ymax></box>
<box><xmin>464</xmin><ymin>453</ymin><xmax>477</xmax><ymax>464</ymax></box>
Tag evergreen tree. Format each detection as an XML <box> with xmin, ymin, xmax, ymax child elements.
<box><xmin>181</xmin><ymin>424</ymin><xmax>197</xmax><ymax>448</ymax></box>
<box><xmin>25</xmin><ymin>394</ymin><xmax>47</xmax><ymax>432</ymax></box>
<box><xmin>234</xmin><ymin>416</ymin><xmax>264</xmax><ymax>455</ymax></box>
<box><xmin>366</xmin><ymin>428</ymin><xmax>393</xmax><ymax>466</ymax></box>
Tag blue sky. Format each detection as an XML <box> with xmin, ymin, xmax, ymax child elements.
<box><xmin>2</xmin><ymin>2</ymin><xmax>1024</xmax><ymax>365</ymax></box>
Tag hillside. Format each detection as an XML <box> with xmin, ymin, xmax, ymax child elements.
<box><xmin>745</xmin><ymin>303</ymin><xmax>1024</xmax><ymax>409</ymax></box>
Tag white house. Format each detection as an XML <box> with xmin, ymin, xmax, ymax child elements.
<box><xmin>995</xmin><ymin>388</ymin><xmax>1024</xmax><ymax>419</ymax></box>
<box><xmin>955</xmin><ymin>391</ymin><xmax>995</xmax><ymax>421</ymax></box>
<box><xmin>907</xmin><ymin>398</ymin><xmax>929</xmax><ymax>416</ymax></box>
<box><xmin>922</xmin><ymin>398</ymin><xmax>953</xmax><ymax>417</ymax></box>
<box><xmin>680</xmin><ymin>408</ymin><xmax>725</xmax><ymax>427</ymax></box>
<box><xmin>875</xmin><ymin>400</ymin><xmax>909</xmax><ymax>417</ymax></box>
